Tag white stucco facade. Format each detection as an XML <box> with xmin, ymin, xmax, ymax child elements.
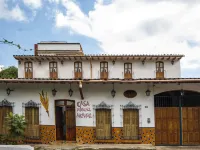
<box><xmin>17</xmin><ymin>59</ymin><xmax>181</xmax><ymax>79</ymax></box>
<box><xmin>0</xmin><ymin>82</ymin><xmax>198</xmax><ymax>128</ymax></box>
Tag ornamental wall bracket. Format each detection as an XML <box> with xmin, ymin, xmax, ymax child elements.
<box><xmin>0</xmin><ymin>99</ymin><xmax>14</xmax><ymax>107</ymax></box>
<box><xmin>120</xmin><ymin>101</ymin><xmax>141</xmax><ymax>109</ymax></box>
<box><xmin>93</xmin><ymin>101</ymin><xmax>113</xmax><ymax>109</ymax></box>
<box><xmin>23</xmin><ymin>100</ymin><xmax>40</xmax><ymax>108</ymax></box>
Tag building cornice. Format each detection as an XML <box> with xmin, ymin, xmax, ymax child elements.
<box><xmin>13</xmin><ymin>54</ymin><xmax>184</xmax><ymax>61</ymax></box>
<box><xmin>0</xmin><ymin>78</ymin><xmax>199</xmax><ymax>84</ymax></box>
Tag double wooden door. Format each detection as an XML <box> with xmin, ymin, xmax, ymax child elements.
<box><xmin>155</xmin><ymin>107</ymin><xmax>180</xmax><ymax>145</ymax></box>
<box><xmin>96</xmin><ymin>109</ymin><xmax>112</xmax><ymax>139</ymax></box>
<box><xmin>182</xmin><ymin>107</ymin><xmax>200</xmax><ymax>145</ymax></box>
<box><xmin>123</xmin><ymin>109</ymin><xmax>139</xmax><ymax>140</ymax></box>
<box><xmin>155</xmin><ymin>107</ymin><xmax>200</xmax><ymax>145</ymax></box>
<box><xmin>55</xmin><ymin>100</ymin><xmax>76</xmax><ymax>141</ymax></box>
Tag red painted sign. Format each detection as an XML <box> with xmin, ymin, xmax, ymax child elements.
<box><xmin>76</xmin><ymin>100</ymin><xmax>92</xmax><ymax>118</ymax></box>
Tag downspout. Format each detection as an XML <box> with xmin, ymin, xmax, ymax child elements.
<box><xmin>90</xmin><ymin>56</ymin><xmax>92</xmax><ymax>79</ymax></box>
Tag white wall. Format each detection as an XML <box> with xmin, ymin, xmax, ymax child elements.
<box><xmin>18</xmin><ymin>60</ymin><xmax>181</xmax><ymax>79</ymax></box>
<box><xmin>0</xmin><ymin>82</ymin><xmax>200</xmax><ymax>127</ymax></box>
<box><xmin>37</xmin><ymin>44</ymin><xmax>81</xmax><ymax>51</ymax></box>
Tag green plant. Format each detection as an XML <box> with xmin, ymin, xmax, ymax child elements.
<box><xmin>5</xmin><ymin>112</ymin><xmax>27</xmax><ymax>140</ymax></box>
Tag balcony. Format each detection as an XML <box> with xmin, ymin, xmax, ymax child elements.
<box><xmin>25</xmin><ymin>72</ymin><xmax>33</xmax><ymax>79</ymax></box>
<box><xmin>50</xmin><ymin>72</ymin><xmax>58</xmax><ymax>79</ymax></box>
<box><xmin>100</xmin><ymin>71</ymin><xmax>108</xmax><ymax>80</ymax></box>
<box><xmin>124</xmin><ymin>71</ymin><xmax>133</xmax><ymax>79</ymax></box>
<box><xmin>155</xmin><ymin>70</ymin><xmax>165</xmax><ymax>79</ymax></box>
<box><xmin>74</xmin><ymin>71</ymin><xmax>82</xmax><ymax>79</ymax></box>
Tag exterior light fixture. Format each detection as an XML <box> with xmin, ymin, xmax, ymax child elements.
<box><xmin>52</xmin><ymin>88</ymin><xmax>57</xmax><ymax>97</ymax></box>
<box><xmin>39</xmin><ymin>61</ymin><xmax>41</xmax><ymax>65</ymax></box>
<box><xmin>145</xmin><ymin>89</ymin><xmax>151</xmax><ymax>96</ymax></box>
<box><xmin>142</xmin><ymin>60</ymin><xmax>145</xmax><ymax>65</ymax></box>
<box><xmin>180</xmin><ymin>89</ymin><xmax>184</xmax><ymax>96</ymax></box>
<box><xmin>18</xmin><ymin>61</ymin><xmax>21</xmax><ymax>65</ymax></box>
<box><xmin>111</xmin><ymin>83</ymin><xmax>116</xmax><ymax>98</ymax></box>
<box><xmin>61</xmin><ymin>60</ymin><xmax>64</xmax><ymax>65</ymax></box>
<box><xmin>68</xmin><ymin>83</ymin><xmax>73</xmax><ymax>97</ymax></box>
<box><xmin>171</xmin><ymin>60</ymin><xmax>174</xmax><ymax>65</ymax></box>
<box><xmin>147</xmin><ymin>118</ymin><xmax>151</xmax><ymax>124</ymax></box>
<box><xmin>112</xmin><ymin>60</ymin><xmax>115</xmax><ymax>65</ymax></box>
<box><xmin>6</xmin><ymin>88</ymin><xmax>14</xmax><ymax>96</ymax></box>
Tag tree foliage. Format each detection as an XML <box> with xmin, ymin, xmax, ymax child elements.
<box><xmin>0</xmin><ymin>66</ymin><xmax>18</xmax><ymax>78</ymax></box>
<box><xmin>5</xmin><ymin>112</ymin><xmax>27</xmax><ymax>140</ymax></box>
<box><xmin>0</xmin><ymin>38</ymin><xmax>32</xmax><ymax>51</ymax></box>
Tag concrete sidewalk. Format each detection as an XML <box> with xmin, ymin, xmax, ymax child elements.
<box><xmin>34</xmin><ymin>144</ymin><xmax>200</xmax><ymax>150</ymax></box>
<box><xmin>34</xmin><ymin>144</ymin><xmax>156</xmax><ymax>150</ymax></box>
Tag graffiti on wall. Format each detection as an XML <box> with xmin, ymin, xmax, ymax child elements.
<box><xmin>77</xmin><ymin>100</ymin><xmax>92</xmax><ymax>118</ymax></box>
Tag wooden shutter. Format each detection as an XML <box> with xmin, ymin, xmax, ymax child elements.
<box><xmin>100</xmin><ymin>62</ymin><xmax>108</xmax><ymax>79</ymax></box>
<box><xmin>74</xmin><ymin>62</ymin><xmax>82</xmax><ymax>79</ymax></box>
<box><xmin>25</xmin><ymin>62</ymin><xmax>33</xmax><ymax>78</ymax></box>
<box><xmin>96</xmin><ymin>109</ymin><xmax>111</xmax><ymax>139</ymax></box>
<box><xmin>49</xmin><ymin>62</ymin><xmax>58</xmax><ymax>79</ymax></box>
<box><xmin>25</xmin><ymin>107</ymin><xmax>39</xmax><ymax>138</ymax></box>
<box><xmin>156</xmin><ymin>62</ymin><xmax>164</xmax><ymax>79</ymax></box>
<box><xmin>0</xmin><ymin>106</ymin><xmax>12</xmax><ymax>135</ymax></box>
<box><xmin>123</xmin><ymin>109</ymin><xmax>139</xmax><ymax>140</ymax></box>
<box><xmin>124</xmin><ymin>63</ymin><xmax>132</xmax><ymax>79</ymax></box>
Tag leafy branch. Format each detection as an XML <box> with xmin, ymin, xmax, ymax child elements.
<box><xmin>0</xmin><ymin>38</ymin><xmax>32</xmax><ymax>51</ymax></box>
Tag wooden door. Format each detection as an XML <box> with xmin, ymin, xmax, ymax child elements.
<box><xmin>66</xmin><ymin>107</ymin><xmax>76</xmax><ymax>141</ymax></box>
<box><xmin>155</xmin><ymin>107</ymin><xmax>180</xmax><ymax>145</ymax></box>
<box><xmin>123</xmin><ymin>109</ymin><xmax>139</xmax><ymax>139</ymax></box>
<box><xmin>96</xmin><ymin>109</ymin><xmax>111</xmax><ymax>139</ymax></box>
<box><xmin>0</xmin><ymin>106</ymin><xmax>12</xmax><ymax>135</ymax></box>
<box><xmin>182</xmin><ymin>107</ymin><xmax>200</xmax><ymax>145</ymax></box>
<box><xmin>56</xmin><ymin>107</ymin><xmax>63</xmax><ymax>140</ymax></box>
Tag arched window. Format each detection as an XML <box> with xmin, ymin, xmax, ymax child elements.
<box><xmin>25</xmin><ymin>62</ymin><xmax>33</xmax><ymax>78</ymax></box>
<box><xmin>49</xmin><ymin>62</ymin><xmax>58</xmax><ymax>79</ymax></box>
<box><xmin>100</xmin><ymin>61</ymin><xmax>108</xmax><ymax>79</ymax></box>
<box><xmin>0</xmin><ymin>99</ymin><xmax>14</xmax><ymax>135</ymax></box>
<box><xmin>74</xmin><ymin>61</ymin><xmax>82</xmax><ymax>79</ymax></box>
<box><xmin>156</xmin><ymin>61</ymin><xmax>164</xmax><ymax>79</ymax></box>
<box><xmin>124</xmin><ymin>63</ymin><xmax>132</xmax><ymax>79</ymax></box>
<box><xmin>23</xmin><ymin>100</ymin><xmax>40</xmax><ymax>139</ymax></box>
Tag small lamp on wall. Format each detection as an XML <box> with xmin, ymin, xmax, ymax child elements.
<box><xmin>145</xmin><ymin>89</ymin><xmax>151</xmax><ymax>96</ymax></box>
<box><xmin>68</xmin><ymin>83</ymin><xmax>73</xmax><ymax>97</ymax></box>
<box><xmin>52</xmin><ymin>88</ymin><xmax>57</xmax><ymax>97</ymax></box>
<box><xmin>147</xmin><ymin>118</ymin><xmax>151</xmax><ymax>124</ymax></box>
<box><xmin>111</xmin><ymin>83</ymin><xmax>116</xmax><ymax>98</ymax></box>
<box><xmin>142</xmin><ymin>60</ymin><xmax>145</xmax><ymax>65</ymax></box>
<box><xmin>180</xmin><ymin>89</ymin><xmax>184</xmax><ymax>96</ymax></box>
<box><xmin>112</xmin><ymin>60</ymin><xmax>115</xmax><ymax>65</ymax></box>
<box><xmin>171</xmin><ymin>60</ymin><xmax>174</xmax><ymax>65</ymax></box>
<box><xmin>6</xmin><ymin>88</ymin><xmax>14</xmax><ymax>96</ymax></box>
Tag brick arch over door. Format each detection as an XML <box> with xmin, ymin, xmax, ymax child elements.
<box><xmin>154</xmin><ymin>90</ymin><xmax>200</xmax><ymax>146</ymax></box>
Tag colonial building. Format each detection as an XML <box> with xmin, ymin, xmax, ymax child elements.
<box><xmin>0</xmin><ymin>41</ymin><xmax>200</xmax><ymax>146</ymax></box>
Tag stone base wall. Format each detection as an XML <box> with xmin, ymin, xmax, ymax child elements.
<box><xmin>40</xmin><ymin>125</ymin><xmax>56</xmax><ymax>144</ymax></box>
<box><xmin>76</xmin><ymin>126</ymin><xmax>155</xmax><ymax>145</ymax></box>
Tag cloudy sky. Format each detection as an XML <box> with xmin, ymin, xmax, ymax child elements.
<box><xmin>0</xmin><ymin>0</ymin><xmax>200</xmax><ymax>77</ymax></box>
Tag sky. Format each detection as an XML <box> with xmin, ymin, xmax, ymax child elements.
<box><xmin>0</xmin><ymin>0</ymin><xmax>200</xmax><ymax>77</ymax></box>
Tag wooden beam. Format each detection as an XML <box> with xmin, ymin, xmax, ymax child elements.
<box><xmin>79</xmin><ymin>87</ymin><xmax>84</xmax><ymax>100</ymax></box>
